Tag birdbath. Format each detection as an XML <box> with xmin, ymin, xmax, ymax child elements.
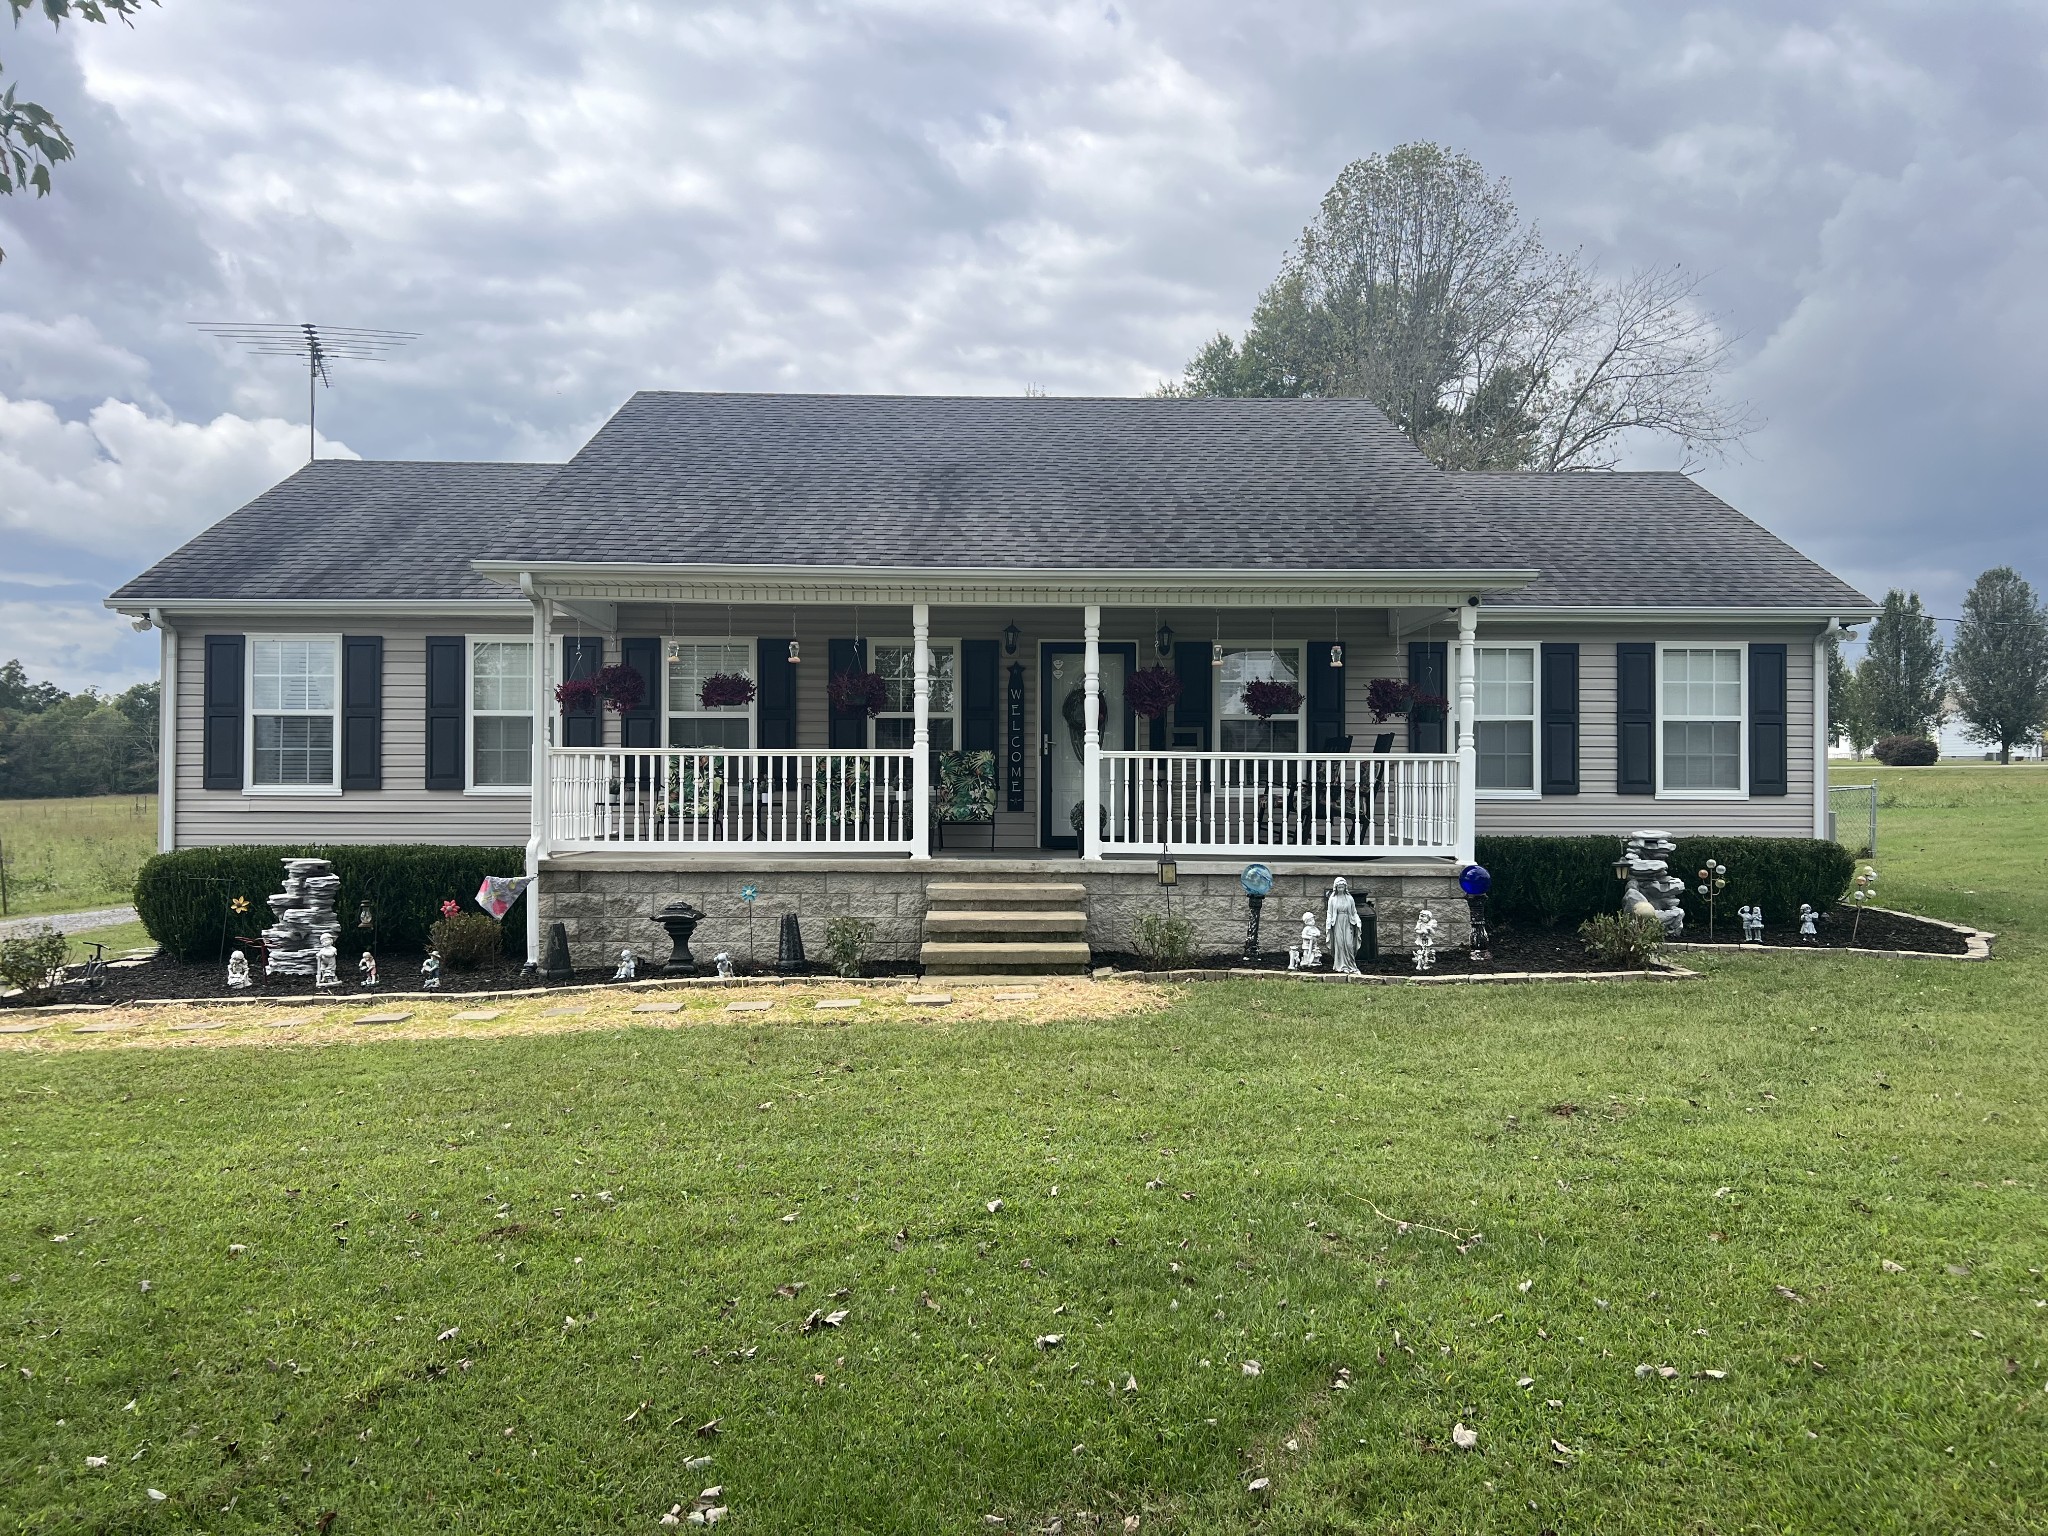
<box><xmin>656</xmin><ymin>899</ymin><xmax>706</xmax><ymax>975</ymax></box>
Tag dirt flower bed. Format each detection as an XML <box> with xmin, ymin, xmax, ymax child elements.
<box><xmin>1677</xmin><ymin>903</ymin><xmax>1972</xmax><ymax>956</ymax></box>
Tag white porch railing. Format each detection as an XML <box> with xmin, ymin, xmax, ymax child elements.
<box><xmin>1098</xmin><ymin>750</ymin><xmax>1461</xmax><ymax>858</ymax></box>
<box><xmin>547</xmin><ymin>748</ymin><xmax>917</xmax><ymax>851</ymax></box>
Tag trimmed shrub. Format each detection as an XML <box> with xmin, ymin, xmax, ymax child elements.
<box><xmin>1872</xmin><ymin>735</ymin><xmax>1938</xmax><ymax>766</ymax></box>
<box><xmin>824</xmin><ymin>914</ymin><xmax>872</xmax><ymax>978</ymax></box>
<box><xmin>0</xmin><ymin>925</ymin><xmax>69</xmax><ymax>998</ymax></box>
<box><xmin>1131</xmin><ymin>911</ymin><xmax>1196</xmax><ymax>969</ymax></box>
<box><xmin>1476</xmin><ymin>835</ymin><xmax>1855</xmax><ymax>930</ymax></box>
<box><xmin>429</xmin><ymin>912</ymin><xmax>505</xmax><ymax>970</ymax></box>
<box><xmin>134</xmin><ymin>845</ymin><xmax>528</xmax><ymax>963</ymax></box>
<box><xmin>1578</xmin><ymin>911</ymin><xmax>1667</xmax><ymax>967</ymax></box>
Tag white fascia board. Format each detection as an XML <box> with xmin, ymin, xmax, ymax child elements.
<box><xmin>106</xmin><ymin>597</ymin><xmax>527</xmax><ymax>620</ymax></box>
<box><xmin>1484</xmin><ymin>605</ymin><xmax>1877</xmax><ymax>626</ymax></box>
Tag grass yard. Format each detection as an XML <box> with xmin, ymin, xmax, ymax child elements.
<box><xmin>3</xmin><ymin>774</ymin><xmax>2045</xmax><ymax>1533</ymax></box>
<box><xmin>0</xmin><ymin>795</ymin><xmax>157</xmax><ymax>919</ymax></box>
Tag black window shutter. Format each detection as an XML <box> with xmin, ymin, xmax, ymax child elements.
<box><xmin>1616</xmin><ymin>641</ymin><xmax>1655</xmax><ymax>795</ymax></box>
<box><xmin>201</xmin><ymin>634</ymin><xmax>244</xmax><ymax>790</ymax></box>
<box><xmin>619</xmin><ymin>638</ymin><xmax>661</xmax><ymax>748</ymax></box>
<box><xmin>341</xmin><ymin>635</ymin><xmax>383</xmax><ymax>790</ymax></box>
<box><xmin>424</xmin><ymin>636</ymin><xmax>465</xmax><ymax>791</ymax></box>
<box><xmin>1408</xmin><ymin>641</ymin><xmax>1448</xmax><ymax>753</ymax></box>
<box><xmin>960</xmin><ymin>638</ymin><xmax>999</xmax><ymax>751</ymax></box>
<box><xmin>1539</xmin><ymin>642</ymin><xmax>1579</xmax><ymax>796</ymax></box>
<box><xmin>1749</xmin><ymin>643</ymin><xmax>1788</xmax><ymax>796</ymax></box>
<box><xmin>828</xmin><ymin>638</ymin><xmax>868</xmax><ymax>749</ymax></box>
<box><xmin>560</xmin><ymin>637</ymin><xmax>603</xmax><ymax>748</ymax></box>
<box><xmin>757</xmin><ymin>636</ymin><xmax>796</xmax><ymax>749</ymax></box>
<box><xmin>1307</xmin><ymin>641</ymin><xmax>1345</xmax><ymax>751</ymax></box>
<box><xmin>1172</xmin><ymin>642</ymin><xmax>1212</xmax><ymax>749</ymax></box>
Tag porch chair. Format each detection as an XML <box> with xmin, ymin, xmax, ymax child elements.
<box><xmin>932</xmin><ymin>749</ymin><xmax>997</xmax><ymax>850</ymax></box>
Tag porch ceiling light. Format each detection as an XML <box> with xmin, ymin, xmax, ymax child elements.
<box><xmin>1003</xmin><ymin>621</ymin><xmax>1021</xmax><ymax>655</ymax></box>
<box><xmin>1155</xmin><ymin>621</ymin><xmax>1174</xmax><ymax>657</ymax></box>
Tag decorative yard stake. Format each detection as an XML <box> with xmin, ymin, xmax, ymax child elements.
<box><xmin>1459</xmin><ymin>863</ymin><xmax>1493</xmax><ymax>962</ymax></box>
<box><xmin>1695</xmin><ymin>861</ymin><xmax>1728</xmax><ymax>939</ymax></box>
<box><xmin>1241</xmin><ymin>863</ymin><xmax>1275</xmax><ymax>965</ymax></box>
<box><xmin>1849</xmin><ymin>866</ymin><xmax>1877</xmax><ymax>941</ymax></box>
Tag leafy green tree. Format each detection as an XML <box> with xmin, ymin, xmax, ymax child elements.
<box><xmin>1162</xmin><ymin>142</ymin><xmax>1754</xmax><ymax>471</ymax></box>
<box><xmin>0</xmin><ymin>656</ymin><xmax>65</xmax><ymax>712</ymax></box>
<box><xmin>0</xmin><ymin>660</ymin><xmax>155</xmax><ymax>796</ymax></box>
<box><xmin>1855</xmin><ymin>590</ymin><xmax>1946</xmax><ymax>739</ymax></box>
<box><xmin>2</xmin><ymin>1</ymin><xmax>154</xmax><ymax>263</ymax></box>
<box><xmin>1949</xmin><ymin>566</ymin><xmax>2048</xmax><ymax>763</ymax></box>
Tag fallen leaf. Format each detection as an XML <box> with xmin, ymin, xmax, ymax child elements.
<box><xmin>919</xmin><ymin>1291</ymin><xmax>940</xmax><ymax>1312</ymax></box>
<box><xmin>147</xmin><ymin>1489</ymin><xmax>167</xmax><ymax>1502</ymax></box>
<box><xmin>831</xmin><ymin>1287</ymin><xmax>851</xmax><ymax>1300</ymax></box>
<box><xmin>1658</xmin><ymin>1366</ymin><xmax>1679</xmax><ymax>1380</ymax></box>
<box><xmin>1517</xmin><ymin>1377</ymin><xmax>1534</xmax><ymax>1389</ymax></box>
<box><xmin>685</xmin><ymin>1455</ymin><xmax>713</xmax><ymax>1471</ymax></box>
<box><xmin>437</xmin><ymin>1326</ymin><xmax>459</xmax><ymax>1343</ymax></box>
<box><xmin>85</xmin><ymin>1455</ymin><xmax>107</xmax><ymax>1469</ymax></box>
<box><xmin>1122</xmin><ymin>1374</ymin><xmax>1138</xmax><ymax>1393</ymax></box>
<box><xmin>1247</xmin><ymin>1476</ymin><xmax>1270</xmax><ymax>1492</ymax></box>
<box><xmin>1241</xmin><ymin>1360</ymin><xmax>1262</xmax><ymax>1377</ymax></box>
<box><xmin>1551</xmin><ymin>1438</ymin><xmax>1577</xmax><ymax>1456</ymax></box>
<box><xmin>1035</xmin><ymin>1334</ymin><xmax>1064</xmax><ymax>1349</ymax></box>
<box><xmin>695</xmin><ymin>1419</ymin><xmax>721</xmax><ymax>1438</ymax></box>
<box><xmin>801</xmin><ymin>1310</ymin><xmax>823</xmax><ymax>1334</ymax></box>
<box><xmin>780</xmin><ymin>1213</ymin><xmax>798</xmax><ymax>1224</ymax></box>
<box><xmin>1698</xmin><ymin>1369</ymin><xmax>1728</xmax><ymax>1380</ymax></box>
<box><xmin>1881</xmin><ymin>1259</ymin><xmax>1905</xmax><ymax>1274</ymax></box>
<box><xmin>1451</xmin><ymin>1422</ymin><xmax>1478</xmax><ymax>1451</ymax></box>
<box><xmin>1775</xmin><ymin>1286</ymin><xmax>1804</xmax><ymax>1303</ymax></box>
<box><xmin>1516</xmin><ymin>1279</ymin><xmax>1533</xmax><ymax>1294</ymax></box>
<box><xmin>824</xmin><ymin>1309</ymin><xmax>849</xmax><ymax>1328</ymax></box>
<box><xmin>987</xmin><ymin>1199</ymin><xmax>1005</xmax><ymax>1213</ymax></box>
<box><xmin>774</xmin><ymin>1283</ymin><xmax>806</xmax><ymax>1299</ymax></box>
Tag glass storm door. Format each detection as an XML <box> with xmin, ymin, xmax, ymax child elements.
<box><xmin>1039</xmin><ymin>641</ymin><xmax>1135</xmax><ymax>851</ymax></box>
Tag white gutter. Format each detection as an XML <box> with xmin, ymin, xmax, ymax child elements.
<box><xmin>473</xmin><ymin>558</ymin><xmax>1540</xmax><ymax>590</ymax></box>
<box><xmin>520</xmin><ymin>572</ymin><xmax>547</xmax><ymax>967</ymax></box>
<box><xmin>150</xmin><ymin>608</ymin><xmax>175</xmax><ymax>852</ymax></box>
<box><xmin>1485</xmin><ymin>604</ymin><xmax>1879</xmax><ymax>624</ymax></box>
<box><xmin>106</xmin><ymin>598</ymin><xmax>525</xmax><ymax>619</ymax></box>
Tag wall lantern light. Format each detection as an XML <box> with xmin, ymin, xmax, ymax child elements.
<box><xmin>1155</xmin><ymin>621</ymin><xmax>1174</xmax><ymax>657</ymax></box>
<box><xmin>1157</xmin><ymin>855</ymin><xmax>1178</xmax><ymax>887</ymax></box>
<box><xmin>1003</xmin><ymin>621</ymin><xmax>1021</xmax><ymax>656</ymax></box>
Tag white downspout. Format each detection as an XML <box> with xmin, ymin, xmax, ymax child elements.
<box><xmin>911</xmin><ymin>602</ymin><xmax>932</xmax><ymax>860</ymax></box>
<box><xmin>152</xmin><ymin>608</ymin><xmax>175</xmax><ymax>853</ymax></box>
<box><xmin>1082</xmin><ymin>604</ymin><xmax>1102</xmax><ymax>861</ymax></box>
<box><xmin>522</xmin><ymin>573</ymin><xmax>548</xmax><ymax>966</ymax></box>
<box><xmin>1454</xmin><ymin>598</ymin><xmax>1478</xmax><ymax>866</ymax></box>
<box><xmin>1814</xmin><ymin>619</ymin><xmax>1835</xmax><ymax>837</ymax></box>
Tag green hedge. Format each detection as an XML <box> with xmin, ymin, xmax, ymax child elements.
<box><xmin>134</xmin><ymin>845</ymin><xmax>529</xmax><ymax>963</ymax></box>
<box><xmin>1474</xmin><ymin>834</ymin><xmax>1855</xmax><ymax>930</ymax></box>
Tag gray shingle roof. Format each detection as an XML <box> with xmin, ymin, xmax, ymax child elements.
<box><xmin>108</xmin><ymin>393</ymin><xmax>1871</xmax><ymax>613</ymax></box>
<box><xmin>110</xmin><ymin>460</ymin><xmax>561</xmax><ymax>603</ymax></box>
<box><xmin>1458</xmin><ymin>472</ymin><xmax>1872</xmax><ymax>610</ymax></box>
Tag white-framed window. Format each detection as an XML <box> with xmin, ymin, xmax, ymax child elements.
<box><xmin>469</xmin><ymin>638</ymin><xmax>534</xmax><ymax>791</ymax></box>
<box><xmin>247</xmin><ymin>636</ymin><xmax>341</xmax><ymax>792</ymax></box>
<box><xmin>665</xmin><ymin>639</ymin><xmax>754</xmax><ymax>749</ymax></box>
<box><xmin>1660</xmin><ymin>644</ymin><xmax>1744</xmax><ymax>796</ymax></box>
<box><xmin>873</xmin><ymin>639</ymin><xmax>957</xmax><ymax>750</ymax></box>
<box><xmin>1217</xmin><ymin>645</ymin><xmax>1302</xmax><ymax>752</ymax></box>
<box><xmin>1474</xmin><ymin>645</ymin><xmax>1537</xmax><ymax>794</ymax></box>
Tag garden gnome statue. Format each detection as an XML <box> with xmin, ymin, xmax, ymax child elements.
<box><xmin>614</xmin><ymin>947</ymin><xmax>638</xmax><ymax>982</ymax></box>
<box><xmin>714</xmin><ymin>951</ymin><xmax>735</xmax><ymax>978</ymax></box>
<box><xmin>1289</xmin><ymin>912</ymin><xmax>1323</xmax><ymax>972</ymax></box>
<box><xmin>1324</xmin><ymin>877</ymin><xmax>1363</xmax><ymax>975</ymax></box>
<box><xmin>421</xmin><ymin>950</ymin><xmax>443</xmax><ymax>989</ymax></box>
<box><xmin>358</xmin><ymin>950</ymin><xmax>379</xmax><ymax>986</ymax></box>
<box><xmin>226</xmin><ymin>950</ymin><xmax>251</xmax><ymax>990</ymax></box>
<box><xmin>1798</xmin><ymin>904</ymin><xmax>1819</xmax><ymax>944</ymax></box>
<box><xmin>314</xmin><ymin>939</ymin><xmax>340</xmax><ymax>991</ymax></box>
<box><xmin>1412</xmin><ymin>906</ymin><xmax>1439</xmax><ymax>972</ymax></box>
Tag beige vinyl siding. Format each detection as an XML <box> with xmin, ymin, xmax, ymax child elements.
<box><xmin>1473</xmin><ymin>624</ymin><xmax>1818</xmax><ymax>838</ymax></box>
<box><xmin>172</xmin><ymin>620</ymin><xmax>533</xmax><ymax>849</ymax></box>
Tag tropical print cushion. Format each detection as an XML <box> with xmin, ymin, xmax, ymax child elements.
<box><xmin>934</xmin><ymin>750</ymin><xmax>995</xmax><ymax>823</ymax></box>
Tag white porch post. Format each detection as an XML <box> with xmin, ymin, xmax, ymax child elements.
<box><xmin>522</xmin><ymin>574</ymin><xmax>548</xmax><ymax>965</ymax></box>
<box><xmin>153</xmin><ymin>611</ymin><xmax>176</xmax><ymax>853</ymax></box>
<box><xmin>1454</xmin><ymin>599</ymin><xmax>1478</xmax><ymax>866</ymax></box>
<box><xmin>1082</xmin><ymin>604</ymin><xmax>1103</xmax><ymax>861</ymax></box>
<box><xmin>912</xmin><ymin>602</ymin><xmax>932</xmax><ymax>860</ymax></box>
<box><xmin>1813</xmin><ymin>620</ymin><xmax>1834</xmax><ymax>837</ymax></box>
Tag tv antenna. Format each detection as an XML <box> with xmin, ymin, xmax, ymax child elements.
<box><xmin>191</xmin><ymin>321</ymin><xmax>420</xmax><ymax>461</ymax></box>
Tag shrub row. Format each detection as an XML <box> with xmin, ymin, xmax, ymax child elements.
<box><xmin>1474</xmin><ymin>834</ymin><xmax>1856</xmax><ymax>930</ymax></box>
<box><xmin>134</xmin><ymin>845</ymin><xmax>529</xmax><ymax>963</ymax></box>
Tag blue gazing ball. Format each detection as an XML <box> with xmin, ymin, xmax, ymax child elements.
<box><xmin>1459</xmin><ymin>863</ymin><xmax>1492</xmax><ymax>897</ymax></box>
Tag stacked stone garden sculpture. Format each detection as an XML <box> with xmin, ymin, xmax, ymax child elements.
<box><xmin>1618</xmin><ymin>830</ymin><xmax>1686</xmax><ymax>938</ymax></box>
<box><xmin>261</xmin><ymin>857</ymin><xmax>343</xmax><ymax>979</ymax></box>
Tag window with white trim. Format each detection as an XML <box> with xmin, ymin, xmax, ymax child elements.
<box><xmin>665</xmin><ymin>640</ymin><xmax>754</xmax><ymax>749</ymax></box>
<box><xmin>1474</xmin><ymin>645</ymin><xmax>1536</xmax><ymax>792</ymax></box>
<box><xmin>1217</xmin><ymin>645</ymin><xmax>1301</xmax><ymax>752</ymax></box>
<box><xmin>1661</xmin><ymin>646</ymin><xmax>1743</xmax><ymax>793</ymax></box>
<box><xmin>470</xmin><ymin>639</ymin><xmax>534</xmax><ymax>789</ymax></box>
<box><xmin>873</xmin><ymin>639</ymin><xmax>957</xmax><ymax>750</ymax></box>
<box><xmin>249</xmin><ymin>637</ymin><xmax>339</xmax><ymax>789</ymax></box>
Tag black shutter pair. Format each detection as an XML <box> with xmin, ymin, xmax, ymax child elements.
<box><xmin>1616</xmin><ymin>641</ymin><xmax>1788</xmax><ymax>795</ymax></box>
<box><xmin>202</xmin><ymin>634</ymin><xmax>380</xmax><ymax>791</ymax></box>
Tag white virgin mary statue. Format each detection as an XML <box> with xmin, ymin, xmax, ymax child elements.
<box><xmin>1325</xmin><ymin>876</ymin><xmax>1364</xmax><ymax>975</ymax></box>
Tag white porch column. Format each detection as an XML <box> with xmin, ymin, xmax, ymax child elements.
<box><xmin>1813</xmin><ymin>621</ymin><xmax>1834</xmax><ymax>837</ymax></box>
<box><xmin>1082</xmin><ymin>604</ymin><xmax>1103</xmax><ymax>861</ymax></box>
<box><xmin>153</xmin><ymin>610</ymin><xmax>176</xmax><ymax>853</ymax></box>
<box><xmin>522</xmin><ymin>575</ymin><xmax>549</xmax><ymax>965</ymax></box>
<box><xmin>911</xmin><ymin>602</ymin><xmax>932</xmax><ymax>860</ymax></box>
<box><xmin>1454</xmin><ymin>599</ymin><xmax>1478</xmax><ymax>866</ymax></box>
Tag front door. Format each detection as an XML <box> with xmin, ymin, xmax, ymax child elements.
<box><xmin>1040</xmin><ymin>641</ymin><xmax>1136</xmax><ymax>850</ymax></box>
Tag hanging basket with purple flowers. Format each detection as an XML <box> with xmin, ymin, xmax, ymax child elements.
<box><xmin>829</xmin><ymin>669</ymin><xmax>889</xmax><ymax>719</ymax></box>
<box><xmin>1125</xmin><ymin>665</ymin><xmax>1183</xmax><ymax>720</ymax></box>
<box><xmin>1241</xmin><ymin>679</ymin><xmax>1304</xmax><ymax>720</ymax></box>
<box><xmin>1366</xmin><ymin>677</ymin><xmax>1416</xmax><ymax>721</ymax></box>
<box><xmin>698</xmin><ymin>672</ymin><xmax>757</xmax><ymax>709</ymax></box>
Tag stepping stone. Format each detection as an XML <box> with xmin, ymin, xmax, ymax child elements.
<box><xmin>632</xmin><ymin>1002</ymin><xmax>683</xmax><ymax>1014</ymax></box>
<box><xmin>351</xmin><ymin>1011</ymin><xmax>413</xmax><ymax>1026</ymax></box>
<box><xmin>725</xmin><ymin>1000</ymin><xmax>773</xmax><ymax>1013</ymax></box>
<box><xmin>0</xmin><ymin>1021</ymin><xmax>44</xmax><ymax>1034</ymax></box>
<box><xmin>815</xmin><ymin>999</ymin><xmax>861</xmax><ymax>1011</ymax></box>
<box><xmin>167</xmin><ymin>1019</ymin><xmax>229</xmax><ymax>1032</ymax></box>
<box><xmin>905</xmin><ymin>993</ymin><xmax>954</xmax><ymax>1007</ymax></box>
<box><xmin>450</xmin><ymin>1009</ymin><xmax>504</xmax><ymax>1022</ymax></box>
<box><xmin>74</xmin><ymin>1021</ymin><xmax>137</xmax><ymax>1034</ymax></box>
<box><xmin>542</xmin><ymin>1006</ymin><xmax>588</xmax><ymax>1018</ymax></box>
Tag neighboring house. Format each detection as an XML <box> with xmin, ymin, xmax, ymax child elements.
<box><xmin>107</xmin><ymin>392</ymin><xmax>1874</xmax><ymax>970</ymax></box>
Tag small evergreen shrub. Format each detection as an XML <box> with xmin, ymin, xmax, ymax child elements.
<box><xmin>1872</xmin><ymin>735</ymin><xmax>1938</xmax><ymax>766</ymax></box>
<box><xmin>134</xmin><ymin>845</ymin><xmax>528</xmax><ymax>962</ymax></box>
<box><xmin>429</xmin><ymin>912</ymin><xmax>504</xmax><ymax>970</ymax></box>
<box><xmin>1131</xmin><ymin>911</ymin><xmax>1196</xmax><ymax>969</ymax></box>
<box><xmin>0</xmin><ymin>925</ymin><xmax>69</xmax><ymax>997</ymax></box>
<box><xmin>824</xmin><ymin>915</ymin><xmax>872</xmax><ymax>978</ymax></box>
<box><xmin>1578</xmin><ymin>911</ymin><xmax>1667</xmax><ymax>967</ymax></box>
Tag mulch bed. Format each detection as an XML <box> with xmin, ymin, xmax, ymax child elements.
<box><xmin>1098</xmin><ymin>920</ymin><xmax>1648</xmax><ymax>977</ymax></box>
<box><xmin>1678</xmin><ymin>903</ymin><xmax>1971</xmax><ymax>956</ymax></box>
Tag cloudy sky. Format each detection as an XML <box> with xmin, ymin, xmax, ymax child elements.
<box><xmin>2</xmin><ymin>0</ymin><xmax>2043</xmax><ymax>691</ymax></box>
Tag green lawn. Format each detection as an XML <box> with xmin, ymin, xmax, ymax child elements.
<box><xmin>4</xmin><ymin>775</ymin><xmax>2046</xmax><ymax>1532</ymax></box>
<box><xmin>0</xmin><ymin>795</ymin><xmax>157</xmax><ymax>918</ymax></box>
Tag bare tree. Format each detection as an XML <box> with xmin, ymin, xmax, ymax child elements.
<box><xmin>1166</xmin><ymin>143</ymin><xmax>1756</xmax><ymax>472</ymax></box>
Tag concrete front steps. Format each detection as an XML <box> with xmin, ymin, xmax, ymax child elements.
<box><xmin>919</xmin><ymin>881</ymin><xmax>1091</xmax><ymax>975</ymax></box>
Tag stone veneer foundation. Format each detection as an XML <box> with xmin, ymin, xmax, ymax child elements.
<box><xmin>539</xmin><ymin>857</ymin><xmax>1471</xmax><ymax>971</ymax></box>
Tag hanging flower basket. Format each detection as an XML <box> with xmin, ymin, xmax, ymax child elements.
<box><xmin>1409</xmin><ymin>690</ymin><xmax>1450</xmax><ymax>718</ymax></box>
<box><xmin>1242</xmin><ymin>679</ymin><xmax>1303</xmax><ymax>720</ymax></box>
<box><xmin>1125</xmin><ymin>665</ymin><xmax>1182</xmax><ymax>720</ymax></box>
<box><xmin>699</xmin><ymin>672</ymin><xmax>757</xmax><ymax>709</ymax></box>
<box><xmin>1366</xmin><ymin>677</ymin><xmax>1417</xmax><ymax>720</ymax></box>
<box><xmin>829</xmin><ymin>669</ymin><xmax>889</xmax><ymax>719</ymax></box>
<box><xmin>558</xmin><ymin>664</ymin><xmax>646</xmax><ymax>715</ymax></box>
<box><xmin>554</xmin><ymin>675</ymin><xmax>602</xmax><ymax>713</ymax></box>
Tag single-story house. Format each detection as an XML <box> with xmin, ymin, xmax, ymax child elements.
<box><xmin>107</xmin><ymin>392</ymin><xmax>1874</xmax><ymax>971</ymax></box>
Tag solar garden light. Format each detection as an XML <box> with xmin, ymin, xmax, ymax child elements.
<box><xmin>1695</xmin><ymin>862</ymin><xmax>1728</xmax><ymax>939</ymax></box>
<box><xmin>1849</xmin><ymin>866</ymin><xmax>1877</xmax><ymax>942</ymax></box>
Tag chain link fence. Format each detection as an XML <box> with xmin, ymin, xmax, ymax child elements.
<box><xmin>1827</xmin><ymin>781</ymin><xmax>1878</xmax><ymax>857</ymax></box>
